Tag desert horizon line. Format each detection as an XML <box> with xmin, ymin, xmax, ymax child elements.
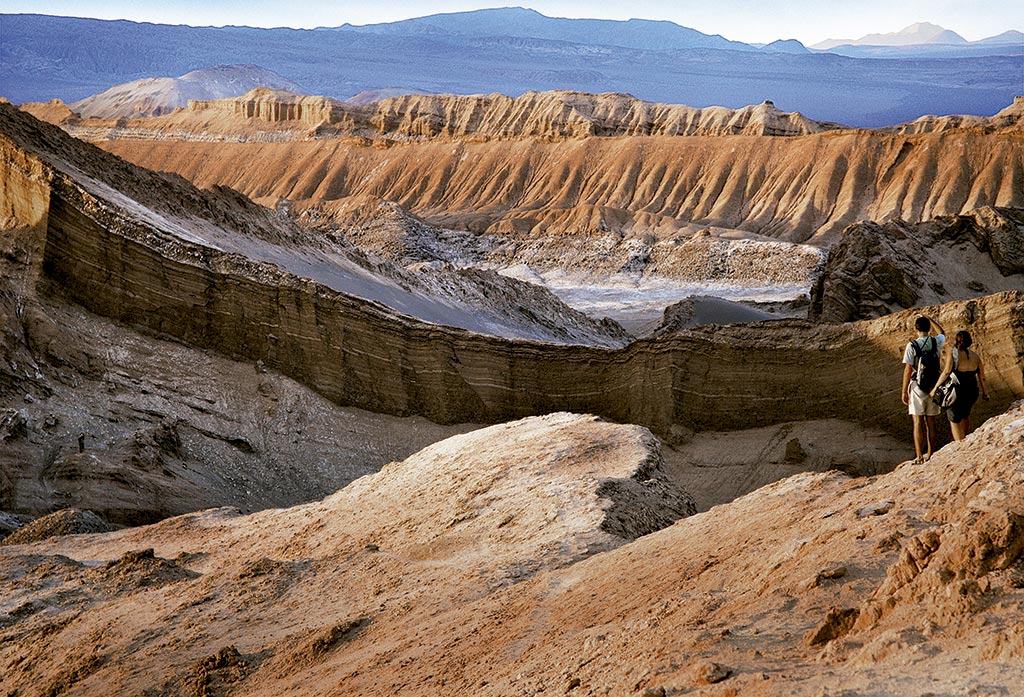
<box><xmin>3</xmin><ymin>6</ymin><xmax>1022</xmax><ymax>48</ymax></box>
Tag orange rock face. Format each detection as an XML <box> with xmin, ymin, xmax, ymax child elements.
<box><xmin>98</xmin><ymin>121</ymin><xmax>1023</xmax><ymax>244</ymax></box>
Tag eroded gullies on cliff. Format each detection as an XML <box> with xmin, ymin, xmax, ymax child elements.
<box><xmin>64</xmin><ymin>91</ymin><xmax>1020</xmax><ymax>334</ymax></box>
<box><xmin>31</xmin><ymin>89</ymin><xmax>1019</xmax><ymax>334</ymax></box>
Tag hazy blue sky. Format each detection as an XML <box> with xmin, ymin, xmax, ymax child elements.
<box><xmin>4</xmin><ymin>0</ymin><xmax>1021</xmax><ymax>44</ymax></box>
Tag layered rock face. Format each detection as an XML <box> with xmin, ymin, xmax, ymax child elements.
<box><xmin>100</xmin><ymin>124</ymin><xmax>1024</xmax><ymax>243</ymax></box>
<box><xmin>0</xmin><ymin>289</ymin><xmax>472</xmax><ymax>524</ymax></box>
<box><xmin>0</xmin><ymin>127</ymin><xmax>471</xmax><ymax>524</ymax></box>
<box><xmin>65</xmin><ymin>88</ymin><xmax>845</xmax><ymax>141</ymax></box>
<box><xmin>361</xmin><ymin>91</ymin><xmax>845</xmax><ymax>139</ymax></box>
<box><xmin>810</xmin><ymin>207</ymin><xmax>1024</xmax><ymax>322</ymax></box>
<box><xmin>1</xmin><ymin>403</ymin><xmax>1021</xmax><ymax>695</ymax></box>
<box><xmin>187</xmin><ymin>88</ymin><xmax>341</xmax><ymax>126</ymax></box>
<box><xmin>56</xmin><ymin>88</ymin><xmax>1024</xmax><ymax>143</ymax></box>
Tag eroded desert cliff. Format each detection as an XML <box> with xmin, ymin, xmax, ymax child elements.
<box><xmin>3</xmin><ymin>13</ymin><xmax>1024</xmax><ymax>697</ymax></box>
<box><xmin>98</xmin><ymin>113</ymin><xmax>1024</xmax><ymax>244</ymax></box>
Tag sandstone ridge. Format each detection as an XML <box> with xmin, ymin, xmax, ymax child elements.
<box><xmin>65</xmin><ymin>88</ymin><xmax>847</xmax><ymax>142</ymax></box>
<box><xmin>100</xmin><ymin>122</ymin><xmax>1024</xmax><ymax>243</ymax></box>
<box><xmin>811</xmin><ymin>207</ymin><xmax>1024</xmax><ymax>322</ymax></box>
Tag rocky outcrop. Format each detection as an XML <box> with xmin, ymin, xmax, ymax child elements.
<box><xmin>809</xmin><ymin>208</ymin><xmax>1024</xmax><ymax>322</ymax></box>
<box><xmin>187</xmin><ymin>88</ymin><xmax>342</xmax><ymax>126</ymax></box>
<box><xmin>17</xmin><ymin>100</ymin><xmax>80</xmax><ymax>126</ymax></box>
<box><xmin>887</xmin><ymin>95</ymin><xmax>1024</xmax><ymax>134</ymax></box>
<box><xmin>0</xmin><ymin>413</ymin><xmax>698</xmax><ymax>694</ymax></box>
<box><xmin>1</xmin><ymin>401</ymin><xmax>1022</xmax><ymax>695</ymax></box>
<box><xmin>101</xmin><ymin>125</ymin><xmax>1024</xmax><ymax>243</ymax></box>
<box><xmin>646</xmin><ymin>295</ymin><xmax>775</xmax><ymax>335</ymax></box>
<box><xmin>0</xmin><ymin>509</ymin><xmax>114</xmax><ymax>546</ymax></box>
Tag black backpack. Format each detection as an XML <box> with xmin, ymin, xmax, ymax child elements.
<box><xmin>910</xmin><ymin>337</ymin><xmax>941</xmax><ymax>391</ymax></box>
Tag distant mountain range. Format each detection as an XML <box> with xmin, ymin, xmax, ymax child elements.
<box><xmin>1</xmin><ymin>9</ymin><xmax>1021</xmax><ymax>127</ymax></box>
<box><xmin>334</xmin><ymin>7</ymin><xmax>754</xmax><ymax>51</ymax></box>
<box><xmin>813</xmin><ymin>22</ymin><xmax>969</xmax><ymax>49</ymax></box>
<box><xmin>811</xmin><ymin>21</ymin><xmax>1024</xmax><ymax>58</ymax></box>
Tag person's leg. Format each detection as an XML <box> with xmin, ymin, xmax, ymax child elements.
<box><xmin>950</xmin><ymin>420</ymin><xmax>965</xmax><ymax>441</ymax></box>
<box><xmin>924</xmin><ymin>415</ymin><xmax>937</xmax><ymax>460</ymax></box>
<box><xmin>912</xmin><ymin>414</ymin><xmax>926</xmax><ymax>462</ymax></box>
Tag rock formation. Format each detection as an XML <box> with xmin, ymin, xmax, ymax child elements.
<box><xmin>1</xmin><ymin>402</ymin><xmax>1021</xmax><ymax>694</ymax></box>
<box><xmin>95</xmin><ymin>107</ymin><xmax>1024</xmax><ymax>243</ymax></box>
<box><xmin>60</xmin><ymin>88</ymin><xmax>846</xmax><ymax>142</ymax></box>
<box><xmin>322</xmin><ymin>200</ymin><xmax>825</xmax><ymax>287</ymax></box>
<box><xmin>16</xmin><ymin>100</ymin><xmax>80</xmax><ymax>126</ymax></box>
<box><xmin>187</xmin><ymin>88</ymin><xmax>342</xmax><ymax>127</ymax></box>
<box><xmin>646</xmin><ymin>295</ymin><xmax>776</xmax><ymax>335</ymax></box>
<box><xmin>2</xmin><ymin>102</ymin><xmax>626</xmax><ymax>348</ymax></box>
<box><xmin>882</xmin><ymin>95</ymin><xmax>1024</xmax><ymax>135</ymax></box>
<box><xmin>2</xmin><ymin>37</ymin><xmax>1024</xmax><ymax>697</ymax></box>
<box><xmin>0</xmin><ymin>508</ymin><xmax>114</xmax><ymax>546</ymax></box>
<box><xmin>809</xmin><ymin>207</ymin><xmax>1024</xmax><ymax>322</ymax></box>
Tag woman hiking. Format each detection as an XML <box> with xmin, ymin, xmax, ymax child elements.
<box><xmin>931</xmin><ymin>329</ymin><xmax>990</xmax><ymax>441</ymax></box>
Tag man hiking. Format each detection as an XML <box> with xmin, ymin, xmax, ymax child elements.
<box><xmin>901</xmin><ymin>314</ymin><xmax>945</xmax><ymax>463</ymax></box>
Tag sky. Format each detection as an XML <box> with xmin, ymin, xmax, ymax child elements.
<box><xmin>3</xmin><ymin>0</ymin><xmax>1021</xmax><ymax>45</ymax></box>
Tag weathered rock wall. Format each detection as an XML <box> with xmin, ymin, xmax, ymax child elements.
<box><xmin>7</xmin><ymin>102</ymin><xmax>1021</xmax><ymax>441</ymax></box>
<box><xmin>101</xmin><ymin>128</ymin><xmax>1024</xmax><ymax>243</ymax></box>
<box><xmin>810</xmin><ymin>208</ymin><xmax>1024</xmax><ymax>322</ymax></box>
<box><xmin>187</xmin><ymin>90</ymin><xmax>341</xmax><ymax>127</ymax></box>
<box><xmin>360</xmin><ymin>91</ymin><xmax>842</xmax><ymax>139</ymax></box>
<box><xmin>40</xmin><ymin>172</ymin><xmax>1024</xmax><ymax>440</ymax></box>
<box><xmin>0</xmin><ymin>132</ymin><xmax>50</xmax><ymax>269</ymax></box>
<box><xmin>131</xmin><ymin>88</ymin><xmax>844</xmax><ymax>140</ymax></box>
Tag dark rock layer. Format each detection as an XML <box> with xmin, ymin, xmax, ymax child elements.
<box><xmin>810</xmin><ymin>209</ymin><xmax>1024</xmax><ymax>323</ymax></box>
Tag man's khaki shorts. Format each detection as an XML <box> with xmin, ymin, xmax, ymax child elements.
<box><xmin>909</xmin><ymin>382</ymin><xmax>941</xmax><ymax>417</ymax></box>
